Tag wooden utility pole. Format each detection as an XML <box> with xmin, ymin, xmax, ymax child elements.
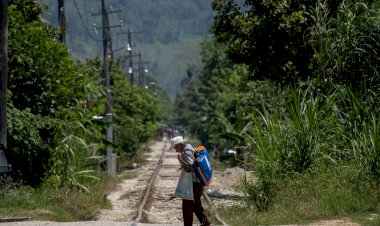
<box><xmin>101</xmin><ymin>0</ymin><xmax>114</xmax><ymax>175</ymax></box>
<box><xmin>117</xmin><ymin>29</ymin><xmax>141</xmax><ymax>84</ymax></box>
<box><xmin>92</xmin><ymin>0</ymin><xmax>122</xmax><ymax>176</ymax></box>
<box><xmin>58</xmin><ymin>0</ymin><xmax>65</xmax><ymax>43</ymax></box>
<box><xmin>0</xmin><ymin>0</ymin><xmax>8</xmax><ymax>148</ymax></box>
<box><xmin>124</xmin><ymin>53</ymin><xmax>151</xmax><ymax>87</ymax></box>
<box><xmin>138</xmin><ymin>51</ymin><xmax>142</xmax><ymax>86</ymax></box>
<box><xmin>140</xmin><ymin>60</ymin><xmax>150</xmax><ymax>87</ymax></box>
<box><xmin>137</xmin><ymin>53</ymin><xmax>150</xmax><ymax>87</ymax></box>
<box><xmin>127</xmin><ymin>29</ymin><xmax>134</xmax><ymax>84</ymax></box>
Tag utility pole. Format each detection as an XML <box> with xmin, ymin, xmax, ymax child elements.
<box><xmin>123</xmin><ymin>53</ymin><xmax>150</xmax><ymax>87</ymax></box>
<box><xmin>0</xmin><ymin>0</ymin><xmax>8</xmax><ymax>148</ymax></box>
<box><xmin>118</xmin><ymin>29</ymin><xmax>141</xmax><ymax>84</ymax></box>
<box><xmin>140</xmin><ymin>61</ymin><xmax>150</xmax><ymax>87</ymax></box>
<box><xmin>124</xmin><ymin>52</ymin><xmax>140</xmax><ymax>84</ymax></box>
<box><xmin>101</xmin><ymin>0</ymin><xmax>113</xmax><ymax>175</ymax></box>
<box><xmin>92</xmin><ymin>0</ymin><xmax>122</xmax><ymax>175</ymax></box>
<box><xmin>137</xmin><ymin>53</ymin><xmax>150</xmax><ymax>87</ymax></box>
<box><xmin>127</xmin><ymin>29</ymin><xmax>134</xmax><ymax>84</ymax></box>
<box><xmin>58</xmin><ymin>0</ymin><xmax>65</xmax><ymax>43</ymax></box>
<box><xmin>138</xmin><ymin>52</ymin><xmax>142</xmax><ymax>86</ymax></box>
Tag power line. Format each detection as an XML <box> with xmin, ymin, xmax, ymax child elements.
<box><xmin>73</xmin><ymin>0</ymin><xmax>101</xmax><ymax>42</ymax></box>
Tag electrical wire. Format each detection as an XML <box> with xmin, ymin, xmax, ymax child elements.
<box><xmin>73</xmin><ymin>0</ymin><xmax>102</xmax><ymax>42</ymax></box>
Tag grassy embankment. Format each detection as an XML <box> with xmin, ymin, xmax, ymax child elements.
<box><xmin>215</xmin><ymin>85</ymin><xmax>380</xmax><ymax>226</ymax></box>
<box><xmin>0</xmin><ymin>147</ymin><xmax>146</xmax><ymax>221</ymax></box>
<box><xmin>219</xmin><ymin>171</ymin><xmax>380</xmax><ymax>226</ymax></box>
<box><xmin>0</xmin><ymin>171</ymin><xmax>140</xmax><ymax>221</ymax></box>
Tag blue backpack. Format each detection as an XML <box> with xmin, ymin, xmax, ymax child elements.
<box><xmin>193</xmin><ymin>146</ymin><xmax>213</xmax><ymax>187</ymax></box>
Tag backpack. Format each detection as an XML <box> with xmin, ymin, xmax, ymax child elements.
<box><xmin>193</xmin><ymin>146</ymin><xmax>213</xmax><ymax>187</ymax></box>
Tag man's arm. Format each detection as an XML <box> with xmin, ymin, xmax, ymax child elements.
<box><xmin>178</xmin><ymin>153</ymin><xmax>194</xmax><ymax>172</ymax></box>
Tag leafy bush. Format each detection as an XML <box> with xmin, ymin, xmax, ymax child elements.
<box><xmin>7</xmin><ymin>105</ymin><xmax>52</xmax><ymax>184</ymax></box>
<box><xmin>113</xmin><ymin>73</ymin><xmax>160</xmax><ymax>156</ymax></box>
<box><xmin>8</xmin><ymin>2</ymin><xmax>76</xmax><ymax>116</ymax></box>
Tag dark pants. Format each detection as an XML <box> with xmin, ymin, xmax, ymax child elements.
<box><xmin>182</xmin><ymin>182</ymin><xmax>211</xmax><ymax>226</ymax></box>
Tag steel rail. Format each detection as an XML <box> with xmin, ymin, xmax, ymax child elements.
<box><xmin>133</xmin><ymin>141</ymin><xmax>168</xmax><ymax>224</ymax></box>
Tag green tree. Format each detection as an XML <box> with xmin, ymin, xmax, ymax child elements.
<box><xmin>112</xmin><ymin>71</ymin><xmax>160</xmax><ymax>156</ymax></box>
<box><xmin>211</xmin><ymin>0</ymin><xmax>341</xmax><ymax>83</ymax></box>
<box><xmin>174</xmin><ymin>39</ymin><xmax>231</xmax><ymax>145</ymax></box>
<box><xmin>8</xmin><ymin>1</ymin><xmax>76</xmax><ymax>116</ymax></box>
<box><xmin>6</xmin><ymin>0</ymin><xmax>106</xmax><ymax>186</ymax></box>
<box><xmin>5</xmin><ymin>0</ymin><xmax>164</xmax><ymax>188</ymax></box>
<box><xmin>175</xmin><ymin>39</ymin><xmax>254</xmax><ymax>149</ymax></box>
<box><xmin>6</xmin><ymin>0</ymin><xmax>79</xmax><ymax>184</ymax></box>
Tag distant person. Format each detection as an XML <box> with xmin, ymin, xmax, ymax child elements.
<box><xmin>158</xmin><ymin>127</ymin><xmax>164</xmax><ymax>140</ymax></box>
<box><xmin>168</xmin><ymin>127</ymin><xmax>174</xmax><ymax>140</ymax></box>
<box><xmin>174</xmin><ymin>128</ymin><xmax>180</xmax><ymax>137</ymax></box>
<box><xmin>170</xmin><ymin>136</ymin><xmax>212</xmax><ymax>226</ymax></box>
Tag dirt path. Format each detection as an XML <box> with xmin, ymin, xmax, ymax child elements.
<box><xmin>96</xmin><ymin>139</ymin><xmax>186</xmax><ymax>224</ymax></box>
<box><xmin>96</xmin><ymin>140</ymin><xmax>170</xmax><ymax>222</ymax></box>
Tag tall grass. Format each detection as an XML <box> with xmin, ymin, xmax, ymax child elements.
<box><xmin>48</xmin><ymin>90</ymin><xmax>106</xmax><ymax>191</ymax></box>
<box><xmin>222</xmin><ymin>168</ymin><xmax>380</xmax><ymax>226</ymax></box>
<box><xmin>307</xmin><ymin>0</ymin><xmax>380</xmax><ymax>89</ymax></box>
<box><xmin>243</xmin><ymin>83</ymin><xmax>380</xmax><ymax>213</ymax></box>
<box><xmin>50</xmin><ymin>130</ymin><xmax>102</xmax><ymax>192</ymax></box>
<box><xmin>350</xmin><ymin>111</ymin><xmax>380</xmax><ymax>183</ymax></box>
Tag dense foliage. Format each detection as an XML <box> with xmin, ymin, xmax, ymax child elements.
<box><xmin>211</xmin><ymin>0</ymin><xmax>379</xmax><ymax>88</ymax></box>
<box><xmin>175</xmin><ymin>0</ymin><xmax>380</xmax><ymax>215</ymax></box>
<box><xmin>5</xmin><ymin>0</ymin><xmax>161</xmax><ymax>188</ymax></box>
<box><xmin>112</xmin><ymin>70</ymin><xmax>160</xmax><ymax>155</ymax></box>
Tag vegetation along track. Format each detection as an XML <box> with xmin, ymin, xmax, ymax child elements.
<box><xmin>134</xmin><ymin>140</ymin><xmax>227</xmax><ymax>225</ymax></box>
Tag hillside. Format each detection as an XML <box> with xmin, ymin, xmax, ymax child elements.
<box><xmin>40</xmin><ymin>0</ymin><xmax>213</xmax><ymax>98</ymax></box>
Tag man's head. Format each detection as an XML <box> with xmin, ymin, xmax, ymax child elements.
<box><xmin>170</xmin><ymin>136</ymin><xmax>185</xmax><ymax>153</ymax></box>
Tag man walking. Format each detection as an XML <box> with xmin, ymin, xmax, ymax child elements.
<box><xmin>170</xmin><ymin>136</ymin><xmax>212</xmax><ymax>226</ymax></box>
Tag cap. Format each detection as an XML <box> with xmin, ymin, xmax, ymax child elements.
<box><xmin>170</xmin><ymin>136</ymin><xmax>184</xmax><ymax>150</ymax></box>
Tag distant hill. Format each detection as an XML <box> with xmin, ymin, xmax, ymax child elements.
<box><xmin>40</xmin><ymin>0</ymin><xmax>213</xmax><ymax>99</ymax></box>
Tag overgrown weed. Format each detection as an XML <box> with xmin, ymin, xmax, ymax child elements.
<box><xmin>221</xmin><ymin>170</ymin><xmax>380</xmax><ymax>226</ymax></box>
<box><xmin>0</xmin><ymin>172</ymin><xmax>116</xmax><ymax>221</ymax></box>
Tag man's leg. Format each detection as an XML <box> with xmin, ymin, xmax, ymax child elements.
<box><xmin>182</xmin><ymin>199</ymin><xmax>193</xmax><ymax>226</ymax></box>
<box><xmin>193</xmin><ymin>182</ymin><xmax>211</xmax><ymax>226</ymax></box>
